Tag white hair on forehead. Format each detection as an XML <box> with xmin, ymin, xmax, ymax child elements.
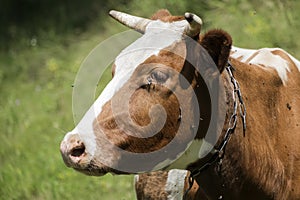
<box><xmin>114</xmin><ymin>20</ymin><xmax>189</xmax><ymax>75</ymax></box>
<box><xmin>109</xmin><ymin>10</ymin><xmax>202</xmax><ymax>37</ymax></box>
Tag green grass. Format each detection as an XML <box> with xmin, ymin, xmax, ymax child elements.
<box><xmin>0</xmin><ymin>15</ymin><xmax>135</xmax><ymax>200</ymax></box>
<box><xmin>1</xmin><ymin>1</ymin><xmax>300</xmax><ymax>199</ymax></box>
<box><xmin>0</xmin><ymin>80</ymin><xmax>135</xmax><ymax>200</ymax></box>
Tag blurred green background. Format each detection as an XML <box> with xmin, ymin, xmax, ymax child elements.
<box><xmin>1</xmin><ymin>0</ymin><xmax>299</xmax><ymax>199</ymax></box>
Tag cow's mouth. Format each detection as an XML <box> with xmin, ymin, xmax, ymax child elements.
<box><xmin>74</xmin><ymin>168</ymin><xmax>107</xmax><ymax>176</ymax></box>
<box><xmin>74</xmin><ymin>164</ymin><xmax>128</xmax><ymax>176</ymax></box>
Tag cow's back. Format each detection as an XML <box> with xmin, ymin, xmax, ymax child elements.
<box><xmin>226</xmin><ymin>47</ymin><xmax>300</xmax><ymax>199</ymax></box>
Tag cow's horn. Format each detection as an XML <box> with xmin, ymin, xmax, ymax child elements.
<box><xmin>109</xmin><ymin>10</ymin><xmax>152</xmax><ymax>33</ymax></box>
<box><xmin>184</xmin><ymin>12</ymin><xmax>202</xmax><ymax>37</ymax></box>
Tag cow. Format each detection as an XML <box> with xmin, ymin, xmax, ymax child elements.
<box><xmin>60</xmin><ymin>9</ymin><xmax>300</xmax><ymax>199</ymax></box>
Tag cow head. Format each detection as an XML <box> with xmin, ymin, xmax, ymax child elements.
<box><xmin>60</xmin><ymin>10</ymin><xmax>232</xmax><ymax>175</ymax></box>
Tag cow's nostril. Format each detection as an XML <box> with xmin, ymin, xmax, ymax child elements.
<box><xmin>70</xmin><ymin>144</ymin><xmax>85</xmax><ymax>157</ymax></box>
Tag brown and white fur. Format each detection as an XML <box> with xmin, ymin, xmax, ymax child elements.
<box><xmin>60</xmin><ymin>10</ymin><xmax>300</xmax><ymax>199</ymax></box>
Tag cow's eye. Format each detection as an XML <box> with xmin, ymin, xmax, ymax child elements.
<box><xmin>150</xmin><ymin>70</ymin><xmax>169</xmax><ymax>83</ymax></box>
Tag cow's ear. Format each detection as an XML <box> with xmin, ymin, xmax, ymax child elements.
<box><xmin>180</xmin><ymin>29</ymin><xmax>232</xmax><ymax>89</ymax></box>
<box><xmin>199</xmin><ymin>29</ymin><xmax>232</xmax><ymax>72</ymax></box>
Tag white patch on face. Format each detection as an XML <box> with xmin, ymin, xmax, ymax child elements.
<box><xmin>231</xmin><ymin>46</ymin><xmax>300</xmax><ymax>85</ymax></box>
<box><xmin>114</xmin><ymin>20</ymin><xmax>189</xmax><ymax>77</ymax></box>
<box><xmin>165</xmin><ymin>169</ymin><xmax>188</xmax><ymax>200</ymax></box>
<box><xmin>63</xmin><ymin>19</ymin><xmax>190</xmax><ymax>158</ymax></box>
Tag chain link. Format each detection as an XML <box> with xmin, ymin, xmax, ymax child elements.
<box><xmin>183</xmin><ymin>61</ymin><xmax>247</xmax><ymax>199</ymax></box>
<box><xmin>218</xmin><ymin>61</ymin><xmax>247</xmax><ymax>159</ymax></box>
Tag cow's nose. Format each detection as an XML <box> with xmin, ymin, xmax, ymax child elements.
<box><xmin>60</xmin><ymin>133</ymin><xmax>88</xmax><ymax>168</ymax></box>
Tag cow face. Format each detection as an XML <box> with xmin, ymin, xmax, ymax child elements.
<box><xmin>60</xmin><ymin>10</ymin><xmax>232</xmax><ymax>175</ymax></box>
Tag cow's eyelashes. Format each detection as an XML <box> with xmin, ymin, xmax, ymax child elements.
<box><xmin>141</xmin><ymin>71</ymin><xmax>168</xmax><ymax>91</ymax></box>
<box><xmin>150</xmin><ymin>71</ymin><xmax>169</xmax><ymax>83</ymax></box>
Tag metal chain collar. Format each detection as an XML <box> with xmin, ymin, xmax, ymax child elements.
<box><xmin>183</xmin><ymin>61</ymin><xmax>247</xmax><ymax>199</ymax></box>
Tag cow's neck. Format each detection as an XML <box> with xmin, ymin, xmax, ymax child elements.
<box><xmin>164</xmin><ymin>62</ymin><xmax>234</xmax><ymax>171</ymax></box>
<box><xmin>180</xmin><ymin>63</ymin><xmax>235</xmax><ymax>168</ymax></box>
<box><xmin>194</xmin><ymin>58</ymin><xmax>277</xmax><ymax>199</ymax></box>
<box><xmin>188</xmin><ymin>61</ymin><xmax>243</xmax><ymax>198</ymax></box>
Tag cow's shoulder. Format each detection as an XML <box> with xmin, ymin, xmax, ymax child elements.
<box><xmin>230</xmin><ymin>46</ymin><xmax>300</xmax><ymax>86</ymax></box>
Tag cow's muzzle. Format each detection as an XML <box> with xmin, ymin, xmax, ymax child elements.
<box><xmin>60</xmin><ymin>133</ymin><xmax>90</xmax><ymax>169</ymax></box>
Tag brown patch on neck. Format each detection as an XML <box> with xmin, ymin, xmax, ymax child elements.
<box><xmin>202</xmin><ymin>56</ymin><xmax>300</xmax><ymax>199</ymax></box>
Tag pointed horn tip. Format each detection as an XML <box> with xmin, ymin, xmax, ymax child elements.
<box><xmin>108</xmin><ymin>10</ymin><xmax>151</xmax><ymax>33</ymax></box>
<box><xmin>184</xmin><ymin>12</ymin><xmax>203</xmax><ymax>25</ymax></box>
<box><xmin>109</xmin><ymin>10</ymin><xmax>118</xmax><ymax>17</ymax></box>
<box><xmin>184</xmin><ymin>12</ymin><xmax>193</xmax><ymax>20</ymax></box>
